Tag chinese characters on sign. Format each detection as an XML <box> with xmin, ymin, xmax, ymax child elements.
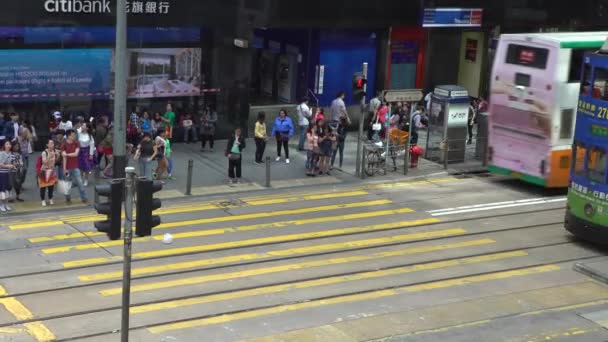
<box><xmin>126</xmin><ymin>1</ymin><xmax>170</xmax><ymax>14</ymax></box>
<box><xmin>578</xmin><ymin>99</ymin><xmax>608</xmax><ymax>120</ymax></box>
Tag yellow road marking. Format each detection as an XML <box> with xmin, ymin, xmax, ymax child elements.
<box><xmin>0</xmin><ymin>327</ymin><xmax>26</xmax><ymax>334</ymax></box>
<box><xmin>505</xmin><ymin>327</ymin><xmax>597</xmax><ymax>342</ymax></box>
<box><xmin>81</xmin><ymin>220</ymin><xmax>453</xmax><ymax>282</ymax></box>
<box><xmin>0</xmin><ymin>286</ymin><xmax>56</xmax><ymax>342</ymax></box>
<box><xmin>100</xmin><ymin>239</ymin><xmax>496</xmax><ymax>295</ymax></box>
<box><xmin>131</xmin><ymin>251</ymin><xmax>526</xmax><ymax>311</ymax></box>
<box><xmin>66</xmin><ymin>221</ymin><xmax>449</xmax><ymax>269</ymax></box>
<box><xmin>12</xmin><ymin>190</ymin><xmax>372</xmax><ymax>230</ymax></box>
<box><xmin>42</xmin><ymin>207</ymin><xmax>414</xmax><ymax>254</ymax></box>
<box><xmin>148</xmin><ymin>264</ymin><xmax>559</xmax><ymax>334</ymax></box>
<box><xmin>11</xmin><ymin>177</ymin><xmax>459</xmax><ymax>229</ymax></box>
<box><xmin>32</xmin><ymin>198</ymin><xmax>391</xmax><ymax>243</ymax></box>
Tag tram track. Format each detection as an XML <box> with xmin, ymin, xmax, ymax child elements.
<box><xmin>0</xmin><ymin>205</ymin><xmax>567</xmax><ymax>282</ymax></box>
<box><xmin>0</xmin><ymin>211</ymin><xmax>587</xmax><ymax>334</ymax></box>
<box><xmin>41</xmin><ymin>252</ymin><xmax>603</xmax><ymax>342</ymax></box>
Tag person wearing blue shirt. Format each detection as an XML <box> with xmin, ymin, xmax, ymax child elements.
<box><xmin>271</xmin><ymin>109</ymin><xmax>294</xmax><ymax>164</ymax></box>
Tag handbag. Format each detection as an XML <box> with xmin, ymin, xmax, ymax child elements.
<box><xmin>228</xmin><ymin>153</ymin><xmax>241</xmax><ymax>161</ymax></box>
<box><xmin>58</xmin><ymin>179</ymin><xmax>73</xmax><ymax>196</ymax></box>
<box><xmin>372</xmin><ymin>123</ymin><xmax>382</xmax><ymax>131</ymax></box>
<box><xmin>183</xmin><ymin>120</ymin><xmax>193</xmax><ymax>127</ymax></box>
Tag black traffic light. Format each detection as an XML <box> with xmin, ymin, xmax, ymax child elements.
<box><xmin>352</xmin><ymin>72</ymin><xmax>367</xmax><ymax>102</ymax></box>
<box><xmin>94</xmin><ymin>181</ymin><xmax>124</xmax><ymax>241</ymax></box>
<box><xmin>136</xmin><ymin>179</ymin><xmax>163</xmax><ymax>237</ymax></box>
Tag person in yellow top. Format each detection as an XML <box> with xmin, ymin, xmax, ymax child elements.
<box><xmin>254</xmin><ymin>112</ymin><xmax>267</xmax><ymax>164</ymax></box>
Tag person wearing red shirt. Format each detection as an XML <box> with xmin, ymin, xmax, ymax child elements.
<box><xmin>61</xmin><ymin>130</ymin><xmax>88</xmax><ymax>204</ymax></box>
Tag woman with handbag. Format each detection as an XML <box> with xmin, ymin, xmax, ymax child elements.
<box><xmin>77</xmin><ymin>123</ymin><xmax>96</xmax><ymax>187</ymax></box>
<box><xmin>9</xmin><ymin>142</ymin><xmax>25</xmax><ymax>203</ymax></box>
<box><xmin>225</xmin><ymin>127</ymin><xmax>245</xmax><ymax>184</ymax></box>
<box><xmin>0</xmin><ymin>140</ymin><xmax>15</xmax><ymax>212</ymax></box>
<box><xmin>39</xmin><ymin>139</ymin><xmax>58</xmax><ymax>207</ymax></box>
<box><xmin>271</xmin><ymin>109</ymin><xmax>294</xmax><ymax>164</ymax></box>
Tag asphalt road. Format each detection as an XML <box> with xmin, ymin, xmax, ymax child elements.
<box><xmin>0</xmin><ymin>174</ymin><xmax>607</xmax><ymax>342</ymax></box>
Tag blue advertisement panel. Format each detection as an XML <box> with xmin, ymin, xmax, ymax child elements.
<box><xmin>0</xmin><ymin>49</ymin><xmax>111</xmax><ymax>100</ymax></box>
<box><xmin>423</xmin><ymin>8</ymin><xmax>483</xmax><ymax>27</ymax></box>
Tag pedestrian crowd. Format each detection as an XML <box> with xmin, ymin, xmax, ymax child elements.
<box><xmin>0</xmin><ymin>101</ymin><xmax>195</xmax><ymax>212</ymax></box>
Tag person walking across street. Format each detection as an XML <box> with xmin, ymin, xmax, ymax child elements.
<box><xmin>134</xmin><ymin>132</ymin><xmax>157</xmax><ymax>181</ymax></box>
<box><xmin>271</xmin><ymin>109</ymin><xmax>294</xmax><ymax>164</ymax></box>
<box><xmin>39</xmin><ymin>139</ymin><xmax>58</xmax><ymax>207</ymax></box>
<box><xmin>254</xmin><ymin>112</ymin><xmax>267</xmax><ymax>164</ymax></box>
<box><xmin>226</xmin><ymin>127</ymin><xmax>245</xmax><ymax>184</ymax></box>
<box><xmin>61</xmin><ymin>130</ymin><xmax>88</xmax><ymax>204</ymax></box>
<box><xmin>296</xmin><ymin>97</ymin><xmax>312</xmax><ymax>151</ymax></box>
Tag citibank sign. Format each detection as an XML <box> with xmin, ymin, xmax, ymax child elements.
<box><xmin>44</xmin><ymin>0</ymin><xmax>111</xmax><ymax>13</ymax></box>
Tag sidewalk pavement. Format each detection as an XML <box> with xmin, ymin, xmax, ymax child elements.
<box><xmin>2</xmin><ymin>134</ymin><xmax>447</xmax><ymax>215</ymax></box>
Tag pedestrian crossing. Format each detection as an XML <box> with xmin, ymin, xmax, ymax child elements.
<box><xmin>0</xmin><ymin>176</ymin><xmax>598</xmax><ymax>342</ymax></box>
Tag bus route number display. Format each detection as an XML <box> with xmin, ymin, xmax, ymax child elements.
<box><xmin>578</xmin><ymin>99</ymin><xmax>608</xmax><ymax>120</ymax></box>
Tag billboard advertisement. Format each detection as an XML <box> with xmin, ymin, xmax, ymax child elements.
<box><xmin>118</xmin><ymin>47</ymin><xmax>202</xmax><ymax>99</ymax></box>
<box><xmin>0</xmin><ymin>48</ymin><xmax>111</xmax><ymax>100</ymax></box>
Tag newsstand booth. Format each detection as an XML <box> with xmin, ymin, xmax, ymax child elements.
<box><xmin>425</xmin><ymin>85</ymin><xmax>469</xmax><ymax>164</ymax></box>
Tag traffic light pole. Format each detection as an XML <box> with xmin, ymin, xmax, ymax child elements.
<box><xmin>355</xmin><ymin>62</ymin><xmax>368</xmax><ymax>178</ymax></box>
<box><xmin>121</xmin><ymin>167</ymin><xmax>136</xmax><ymax>342</ymax></box>
<box><xmin>113</xmin><ymin>0</ymin><xmax>128</xmax><ymax>180</ymax></box>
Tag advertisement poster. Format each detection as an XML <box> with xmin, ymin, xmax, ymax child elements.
<box><xmin>465</xmin><ymin>38</ymin><xmax>478</xmax><ymax>62</ymax></box>
<box><xmin>569</xmin><ymin>181</ymin><xmax>608</xmax><ymax>226</ymax></box>
<box><xmin>117</xmin><ymin>48</ymin><xmax>202</xmax><ymax>99</ymax></box>
<box><xmin>0</xmin><ymin>48</ymin><xmax>111</xmax><ymax>99</ymax></box>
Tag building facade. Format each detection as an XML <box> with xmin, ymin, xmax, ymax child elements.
<box><xmin>0</xmin><ymin>0</ymin><xmax>603</xmax><ymax>141</ymax></box>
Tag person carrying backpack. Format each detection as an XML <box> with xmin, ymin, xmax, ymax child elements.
<box><xmin>411</xmin><ymin>105</ymin><xmax>427</xmax><ymax>145</ymax></box>
<box><xmin>38</xmin><ymin>139</ymin><xmax>59</xmax><ymax>207</ymax></box>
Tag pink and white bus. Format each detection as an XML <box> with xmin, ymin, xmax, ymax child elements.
<box><xmin>488</xmin><ymin>32</ymin><xmax>608</xmax><ymax>188</ymax></box>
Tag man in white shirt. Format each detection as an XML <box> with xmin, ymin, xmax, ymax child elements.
<box><xmin>329</xmin><ymin>91</ymin><xmax>349</xmax><ymax>129</ymax></box>
<box><xmin>296</xmin><ymin>97</ymin><xmax>312</xmax><ymax>151</ymax></box>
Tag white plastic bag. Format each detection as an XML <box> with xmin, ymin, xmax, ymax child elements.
<box><xmin>57</xmin><ymin>179</ymin><xmax>73</xmax><ymax>196</ymax></box>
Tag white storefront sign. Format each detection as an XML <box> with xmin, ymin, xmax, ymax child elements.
<box><xmin>44</xmin><ymin>0</ymin><xmax>171</xmax><ymax>14</ymax></box>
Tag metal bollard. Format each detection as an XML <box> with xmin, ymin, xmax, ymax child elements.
<box><xmin>443</xmin><ymin>141</ymin><xmax>449</xmax><ymax>170</ymax></box>
<box><xmin>186</xmin><ymin>159</ymin><xmax>194</xmax><ymax>195</ymax></box>
<box><xmin>360</xmin><ymin>144</ymin><xmax>367</xmax><ymax>180</ymax></box>
<box><xmin>265</xmin><ymin>156</ymin><xmax>271</xmax><ymax>188</ymax></box>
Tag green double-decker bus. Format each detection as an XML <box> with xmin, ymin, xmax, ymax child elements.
<box><xmin>565</xmin><ymin>42</ymin><xmax>608</xmax><ymax>243</ymax></box>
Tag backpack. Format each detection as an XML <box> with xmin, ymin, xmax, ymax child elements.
<box><xmin>35</xmin><ymin>153</ymin><xmax>43</xmax><ymax>174</ymax></box>
<box><xmin>420</xmin><ymin>114</ymin><xmax>429</xmax><ymax>127</ymax></box>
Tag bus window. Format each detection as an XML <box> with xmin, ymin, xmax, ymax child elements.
<box><xmin>574</xmin><ymin>142</ymin><xmax>586</xmax><ymax>177</ymax></box>
<box><xmin>569</xmin><ymin>50</ymin><xmax>591</xmax><ymax>83</ymax></box>
<box><xmin>506</xmin><ymin>44</ymin><xmax>549</xmax><ymax>69</ymax></box>
<box><xmin>593</xmin><ymin>67</ymin><xmax>608</xmax><ymax>100</ymax></box>
<box><xmin>560</xmin><ymin>109</ymin><xmax>574</xmax><ymax>140</ymax></box>
<box><xmin>580</xmin><ymin>64</ymin><xmax>591</xmax><ymax>95</ymax></box>
<box><xmin>587</xmin><ymin>147</ymin><xmax>607</xmax><ymax>184</ymax></box>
